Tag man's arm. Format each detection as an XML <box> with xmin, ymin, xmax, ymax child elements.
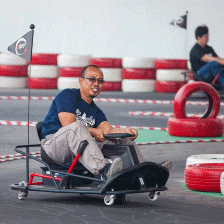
<box><xmin>201</xmin><ymin>54</ymin><xmax>224</xmax><ymax>65</ymax></box>
<box><xmin>58</xmin><ymin>112</ymin><xmax>76</xmax><ymax>127</ymax></box>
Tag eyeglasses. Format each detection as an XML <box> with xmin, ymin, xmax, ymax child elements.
<box><xmin>82</xmin><ymin>77</ymin><xmax>105</xmax><ymax>84</ymax></box>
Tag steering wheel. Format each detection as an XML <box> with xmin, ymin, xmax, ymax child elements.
<box><xmin>103</xmin><ymin>133</ymin><xmax>135</xmax><ymax>145</ymax></box>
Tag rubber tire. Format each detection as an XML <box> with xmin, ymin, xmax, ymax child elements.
<box><xmin>0</xmin><ymin>53</ymin><xmax>28</xmax><ymax>66</ymax></box>
<box><xmin>122</xmin><ymin>68</ymin><xmax>156</xmax><ymax>79</ymax></box>
<box><xmin>101</xmin><ymin>82</ymin><xmax>121</xmax><ymax>91</ymax></box>
<box><xmin>57</xmin><ymin>77</ymin><xmax>80</xmax><ymax>90</ymax></box>
<box><xmin>156</xmin><ymin>81</ymin><xmax>187</xmax><ymax>93</ymax></box>
<box><xmin>0</xmin><ymin>76</ymin><xmax>27</xmax><ymax>88</ymax></box>
<box><xmin>122</xmin><ymin>57</ymin><xmax>155</xmax><ymax>69</ymax></box>
<box><xmin>31</xmin><ymin>53</ymin><xmax>58</xmax><ymax>65</ymax></box>
<box><xmin>185</xmin><ymin>163</ymin><xmax>224</xmax><ymax>192</ymax></box>
<box><xmin>168</xmin><ymin>116</ymin><xmax>223</xmax><ymax>137</ymax></box>
<box><xmin>155</xmin><ymin>59</ymin><xmax>188</xmax><ymax>69</ymax></box>
<box><xmin>59</xmin><ymin>67</ymin><xmax>83</xmax><ymax>77</ymax></box>
<box><xmin>57</xmin><ymin>54</ymin><xmax>91</xmax><ymax>67</ymax></box>
<box><xmin>0</xmin><ymin>65</ymin><xmax>28</xmax><ymax>77</ymax></box>
<box><xmin>29</xmin><ymin>65</ymin><xmax>59</xmax><ymax>78</ymax></box>
<box><xmin>186</xmin><ymin>154</ymin><xmax>224</xmax><ymax>167</ymax></box>
<box><xmin>156</xmin><ymin>69</ymin><xmax>189</xmax><ymax>81</ymax></box>
<box><xmin>173</xmin><ymin>82</ymin><xmax>220</xmax><ymax>119</ymax></box>
<box><xmin>101</xmin><ymin>68</ymin><xmax>122</xmax><ymax>82</ymax></box>
<box><xmin>122</xmin><ymin>79</ymin><xmax>156</xmax><ymax>92</ymax></box>
<box><xmin>90</xmin><ymin>58</ymin><xmax>122</xmax><ymax>68</ymax></box>
<box><xmin>27</xmin><ymin>78</ymin><xmax>57</xmax><ymax>89</ymax></box>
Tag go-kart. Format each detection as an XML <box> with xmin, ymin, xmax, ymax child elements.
<box><xmin>11</xmin><ymin>122</ymin><xmax>169</xmax><ymax>206</ymax></box>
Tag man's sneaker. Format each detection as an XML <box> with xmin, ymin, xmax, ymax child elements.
<box><xmin>161</xmin><ymin>160</ymin><xmax>172</xmax><ymax>171</ymax></box>
<box><xmin>106</xmin><ymin>157</ymin><xmax>123</xmax><ymax>179</ymax></box>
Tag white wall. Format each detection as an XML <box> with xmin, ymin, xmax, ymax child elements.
<box><xmin>0</xmin><ymin>0</ymin><xmax>224</xmax><ymax>59</ymax></box>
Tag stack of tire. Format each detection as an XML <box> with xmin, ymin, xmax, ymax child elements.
<box><xmin>0</xmin><ymin>53</ymin><xmax>28</xmax><ymax>89</ymax></box>
<box><xmin>155</xmin><ymin>59</ymin><xmax>189</xmax><ymax>93</ymax></box>
<box><xmin>28</xmin><ymin>53</ymin><xmax>58</xmax><ymax>89</ymax></box>
<box><xmin>122</xmin><ymin>57</ymin><xmax>156</xmax><ymax>92</ymax></box>
<box><xmin>57</xmin><ymin>54</ymin><xmax>92</xmax><ymax>90</ymax></box>
<box><xmin>90</xmin><ymin>58</ymin><xmax>122</xmax><ymax>91</ymax></box>
<box><xmin>185</xmin><ymin>154</ymin><xmax>224</xmax><ymax>193</ymax></box>
<box><xmin>168</xmin><ymin>82</ymin><xmax>223</xmax><ymax>137</ymax></box>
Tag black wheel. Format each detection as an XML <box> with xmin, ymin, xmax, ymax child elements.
<box><xmin>114</xmin><ymin>194</ymin><xmax>126</xmax><ymax>205</ymax></box>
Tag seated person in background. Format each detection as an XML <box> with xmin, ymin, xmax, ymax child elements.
<box><xmin>40</xmin><ymin>65</ymin><xmax>172</xmax><ymax>180</ymax></box>
<box><xmin>190</xmin><ymin>25</ymin><xmax>224</xmax><ymax>89</ymax></box>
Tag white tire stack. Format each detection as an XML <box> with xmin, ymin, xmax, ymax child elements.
<box><xmin>122</xmin><ymin>57</ymin><xmax>156</xmax><ymax>92</ymax></box>
<box><xmin>0</xmin><ymin>53</ymin><xmax>28</xmax><ymax>89</ymax></box>
<box><xmin>90</xmin><ymin>58</ymin><xmax>122</xmax><ymax>91</ymax></box>
<box><xmin>28</xmin><ymin>53</ymin><xmax>58</xmax><ymax>89</ymax></box>
<box><xmin>57</xmin><ymin>54</ymin><xmax>91</xmax><ymax>90</ymax></box>
<box><xmin>155</xmin><ymin>59</ymin><xmax>189</xmax><ymax>93</ymax></box>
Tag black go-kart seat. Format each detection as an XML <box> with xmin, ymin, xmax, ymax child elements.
<box><xmin>36</xmin><ymin>121</ymin><xmax>85</xmax><ymax>171</ymax></box>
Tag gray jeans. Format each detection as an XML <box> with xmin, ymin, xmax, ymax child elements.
<box><xmin>41</xmin><ymin>122</ymin><xmax>146</xmax><ymax>175</ymax></box>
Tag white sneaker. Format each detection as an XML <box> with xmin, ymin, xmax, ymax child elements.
<box><xmin>106</xmin><ymin>157</ymin><xmax>123</xmax><ymax>179</ymax></box>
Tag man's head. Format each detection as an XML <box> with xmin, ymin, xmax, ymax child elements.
<box><xmin>79</xmin><ymin>65</ymin><xmax>105</xmax><ymax>100</ymax></box>
<box><xmin>195</xmin><ymin>25</ymin><xmax>209</xmax><ymax>46</ymax></box>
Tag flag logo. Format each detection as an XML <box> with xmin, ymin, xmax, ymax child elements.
<box><xmin>8</xmin><ymin>30</ymin><xmax>34</xmax><ymax>62</ymax></box>
<box><xmin>15</xmin><ymin>37</ymin><xmax>27</xmax><ymax>56</ymax></box>
<box><xmin>170</xmin><ymin>14</ymin><xmax>187</xmax><ymax>29</ymax></box>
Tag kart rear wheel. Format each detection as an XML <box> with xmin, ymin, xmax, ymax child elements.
<box><xmin>149</xmin><ymin>191</ymin><xmax>160</xmax><ymax>201</ymax></box>
<box><xmin>104</xmin><ymin>195</ymin><xmax>116</xmax><ymax>206</ymax></box>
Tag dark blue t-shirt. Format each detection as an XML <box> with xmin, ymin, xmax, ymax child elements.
<box><xmin>41</xmin><ymin>88</ymin><xmax>107</xmax><ymax>140</ymax></box>
<box><xmin>190</xmin><ymin>43</ymin><xmax>218</xmax><ymax>72</ymax></box>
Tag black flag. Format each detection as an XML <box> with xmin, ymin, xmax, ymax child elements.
<box><xmin>170</xmin><ymin>14</ymin><xmax>187</xmax><ymax>29</ymax></box>
<box><xmin>8</xmin><ymin>30</ymin><xmax>34</xmax><ymax>62</ymax></box>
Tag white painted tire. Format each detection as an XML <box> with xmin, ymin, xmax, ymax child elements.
<box><xmin>122</xmin><ymin>57</ymin><xmax>155</xmax><ymax>69</ymax></box>
<box><xmin>0</xmin><ymin>76</ymin><xmax>27</xmax><ymax>88</ymax></box>
<box><xmin>0</xmin><ymin>53</ymin><xmax>28</xmax><ymax>66</ymax></box>
<box><xmin>57</xmin><ymin>77</ymin><xmax>80</xmax><ymax>90</ymax></box>
<box><xmin>220</xmin><ymin>172</ymin><xmax>224</xmax><ymax>195</ymax></box>
<box><xmin>156</xmin><ymin>69</ymin><xmax>189</xmax><ymax>81</ymax></box>
<box><xmin>101</xmin><ymin>68</ymin><xmax>122</xmax><ymax>82</ymax></box>
<box><xmin>29</xmin><ymin>65</ymin><xmax>59</xmax><ymax>78</ymax></box>
<box><xmin>186</xmin><ymin>154</ymin><xmax>224</xmax><ymax>167</ymax></box>
<box><xmin>122</xmin><ymin>79</ymin><xmax>155</xmax><ymax>92</ymax></box>
<box><xmin>187</xmin><ymin>61</ymin><xmax>192</xmax><ymax>70</ymax></box>
<box><xmin>57</xmin><ymin>54</ymin><xmax>91</xmax><ymax>67</ymax></box>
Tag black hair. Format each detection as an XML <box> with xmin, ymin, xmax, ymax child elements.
<box><xmin>195</xmin><ymin>25</ymin><xmax>209</xmax><ymax>39</ymax></box>
<box><xmin>80</xmin><ymin>65</ymin><xmax>102</xmax><ymax>77</ymax></box>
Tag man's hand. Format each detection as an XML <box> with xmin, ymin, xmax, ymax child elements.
<box><xmin>92</xmin><ymin>128</ymin><xmax>107</xmax><ymax>142</ymax></box>
<box><xmin>125</xmin><ymin>128</ymin><xmax>138</xmax><ymax>141</ymax></box>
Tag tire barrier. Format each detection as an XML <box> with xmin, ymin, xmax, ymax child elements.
<box><xmin>27</xmin><ymin>78</ymin><xmax>58</xmax><ymax>89</ymax></box>
<box><xmin>57</xmin><ymin>54</ymin><xmax>91</xmax><ymax>67</ymax></box>
<box><xmin>122</xmin><ymin>57</ymin><xmax>156</xmax><ymax>92</ymax></box>
<box><xmin>168</xmin><ymin>82</ymin><xmax>223</xmax><ymax>137</ymax></box>
<box><xmin>186</xmin><ymin>154</ymin><xmax>224</xmax><ymax>167</ymax></box>
<box><xmin>0</xmin><ymin>53</ymin><xmax>28</xmax><ymax>88</ymax></box>
<box><xmin>173</xmin><ymin>82</ymin><xmax>220</xmax><ymax>119</ymax></box>
<box><xmin>57</xmin><ymin>77</ymin><xmax>80</xmax><ymax>90</ymax></box>
<box><xmin>57</xmin><ymin>54</ymin><xmax>91</xmax><ymax>90</ymax></box>
<box><xmin>155</xmin><ymin>59</ymin><xmax>189</xmax><ymax>93</ymax></box>
<box><xmin>122</xmin><ymin>68</ymin><xmax>156</xmax><ymax>80</ymax></box>
<box><xmin>185</xmin><ymin>163</ymin><xmax>224</xmax><ymax>192</ymax></box>
<box><xmin>90</xmin><ymin>58</ymin><xmax>122</xmax><ymax>68</ymax></box>
<box><xmin>31</xmin><ymin>53</ymin><xmax>58</xmax><ymax>65</ymax></box>
<box><xmin>122</xmin><ymin>79</ymin><xmax>156</xmax><ymax>92</ymax></box>
<box><xmin>29</xmin><ymin>53</ymin><xmax>59</xmax><ymax>89</ymax></box>
<box><xmin>59</xmin><ymin>67</ymin><xmax>83</xmax><ymax>77</ymax></box>
<box><xmin>156</xmin><ymin>81</ymin><xmax>187</xmax><ymax>93</ymax></box>
<box><xmin>155</xmin><ymin>59</ymin><xmax>188</xmax><ymax>70</ymax></box>
<box><xmin>91</xmin><ymin>58</ymin><xmax>122</xmax><ymax>91</ymax></box>
<box><xmin>168</xmin><ymin>116</ymin><xmax>223</xmax><ymax>137</ymax></box>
